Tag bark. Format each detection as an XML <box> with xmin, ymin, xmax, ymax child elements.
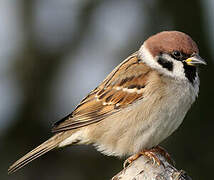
<box><xmin>111</xmin><ymin>152</ymin><xmax>192</xmax><ymax>180</ymax></box>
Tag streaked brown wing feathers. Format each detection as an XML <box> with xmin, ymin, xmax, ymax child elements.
<box><xmin>52</xmin><ymin>52</ymin><xmax>151</xmax><ymax>132</ymax></box>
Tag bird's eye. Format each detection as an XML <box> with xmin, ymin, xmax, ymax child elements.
<box><xmin>172</xmin><ymin>51</ymin><xmax>183</xmax><ymax>60</ymax></box>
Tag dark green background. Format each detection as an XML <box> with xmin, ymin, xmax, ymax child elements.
<box><xmin>1</xmin><ymin>0</ymin><xmax>213</xmax><ymax>179</ymax></box>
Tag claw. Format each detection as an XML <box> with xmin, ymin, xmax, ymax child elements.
<box><xmin>143</xmin><ymin>150</ymin><xmax>163</xmax><ymax>166</ymax></box>
<box><xmin>123</xmin><ymin>159</ymin><xmax>130</xmax><ymax>169</ymax></box>
<box><xmin>123</xmin><ymin>153</ymin><xmax>141</xmax><ymax>168</ymax></box>
<box><xmin>154</xmin><ymin>146</ymin><xmax>175</xmax><ymax>166</ymax></box>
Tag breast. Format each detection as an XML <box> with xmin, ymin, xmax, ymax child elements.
<box><xmin>83</xmin><ymin>75</ymin><xmax>199</xmax><ymax>157</ymax></box>
<box><xmin>131</xmin><ymin>77</ymin><xmax>198</xmax><ymax>153</ymax></box>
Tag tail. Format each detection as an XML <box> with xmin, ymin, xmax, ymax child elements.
<box><xmin>8</xmin><ymin>132</ymin><xmax>69</xmax><ymax>174</ymax></box>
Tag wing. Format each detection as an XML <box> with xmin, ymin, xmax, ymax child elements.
<box><xmin>52</xmin><ymin>52</ymin><xmax>152</xmax><ymax>132</ymax></box>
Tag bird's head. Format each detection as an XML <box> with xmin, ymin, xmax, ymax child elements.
<box><xmin>139</xmin><ymin>31</ymin><xmax>206</xmax><ymax>84</ymax></box>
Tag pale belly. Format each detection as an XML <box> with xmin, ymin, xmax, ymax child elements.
<box><xmin>81</xmin><ymin>81</ymin><xmax>197</xmax><ymax>157</ymax></box>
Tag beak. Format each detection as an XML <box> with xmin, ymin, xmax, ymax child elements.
<box><xmin>185</xmin><ymin>54</ymin><xmax>207</xmax><ymax>66</ymax></box>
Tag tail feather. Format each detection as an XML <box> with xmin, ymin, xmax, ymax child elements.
<box><xmin>8</xmin><ymin>133</ymin><xmax>65</xmax><ymax>174</ymax></box>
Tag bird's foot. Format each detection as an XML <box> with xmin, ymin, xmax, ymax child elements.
<box><xmin>123</xmin><ymin>149</ymin><xmax>163</xmax><ymax>168</ymax></box>
<box><xmin>141</xmin><ymin>148</ymin><xmax>164</xmax><ymax>166</ymax></box>
<box><xmin>123</xmin><ymin>146</ymin><xmax>174</xmax><ymax>169</ymax></box>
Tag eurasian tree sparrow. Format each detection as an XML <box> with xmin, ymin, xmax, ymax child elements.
<box><xmin>8</xmin><ymin>31</ymin><xmax>206</xmax><ymax>174</ymax></box>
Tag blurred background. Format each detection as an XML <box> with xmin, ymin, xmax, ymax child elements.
<box><xmin>1</xmin><ymin>0</ymin><xmax>213</xmax><ymax>179</ymax></box>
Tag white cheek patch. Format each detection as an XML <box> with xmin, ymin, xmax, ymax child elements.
<box><xmin>171</xmin><ymin>59</ymin><xmax>186</xmax><ymax>78</ymax></box>
<box><xmin>139</xmin><ymin>44</ymin><xmax>186</xmax><ymax>80</ymax></box>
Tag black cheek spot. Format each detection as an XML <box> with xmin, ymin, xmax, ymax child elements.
<box><xmin>183</xmin><ymin>62</ymin><xmax>197</xmax><ymax>84</ymax></box>
<box><xmin>157</xmin><ymin>57</ymin><xmax>173</xmax><ymax>71</ymax></box>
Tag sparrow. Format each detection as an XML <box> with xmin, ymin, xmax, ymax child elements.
<box><xmin>8</xmin><ymin>31</ymin><xmax>206</xmax><ymax>174</ymax></box>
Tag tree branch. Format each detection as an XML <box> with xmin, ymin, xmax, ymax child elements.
<box><xmin>111</xmin><ymin>152</ymin><xmax>192</xmax><ymax>180</ymax></box>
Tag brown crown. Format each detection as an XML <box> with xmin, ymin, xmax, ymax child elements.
<box><xmin>145</xmin><ymin>31</ymin><xmax>199</xmax><ymax>57</ymax></box>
